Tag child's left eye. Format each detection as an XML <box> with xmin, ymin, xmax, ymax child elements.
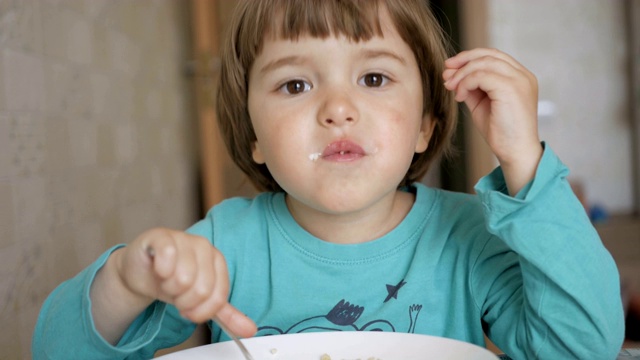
<box><xmin>359</xmin><ymin>73</ymin><xmax>388</xmax><ymax>87</ymax></box>
<box><xmin>279</xmin><ymin>80</ymin><xmax>312</xmax><ymax>95</ymax></box>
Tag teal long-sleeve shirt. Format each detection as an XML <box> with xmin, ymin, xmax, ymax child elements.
<box><xmin>33</xmin><ymin>144</ymin><xmax>625</xmax><ymax>359</ymax></box>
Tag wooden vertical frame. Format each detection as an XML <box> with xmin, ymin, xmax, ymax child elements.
<box><xmin>189</xmin><ymin>0</ymin><xmax>256</xmax><ymax>211</ymax></box>
<box><xmin>458</xmin><ymin>0</ymin><xmax>497</xmax><ymax>193</ymax></box>
<box><xmin>190</xmin><ymin>0</ymin><xmax>226</xmax><ymax>210</ymax></box>
<box><xmin>628</xmin><ymin>0</ymin><xmax>640</xmax><ymax>215</ymax></box>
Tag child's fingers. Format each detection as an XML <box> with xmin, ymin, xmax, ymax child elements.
<box><xmin>180</xmin><ymin>283</ymin><xmax>229</xmax><ymax>323</ymax></box>
<box><xmin>452</xmin><ymin>70</ymin><xmax>509</xmax><ymax>105</ymax></box>
<box><xmin>445</xmin><ymin>48</ymin><xmax>526</xmax><ymax>72</ymax></box>
<box><xmin>131</xmin><ymin>229</ymin><xmax>254</xmax><ymax>333</ymax></box>
<box><xmin>444</xmin><ymin>55</ymin><xmax>522</xmax><ymax>93</ymax></box>
<box><xmin>215</xmin><ymin>303</ymin><xmax>258</xmax><ymax>339</ymax></box>
<box><xmin>173</xmin><ymin>247</ymin><xmax>226</xmax><ymax>314</ymax></box>
<box><xmin>442</xmin><ymin>68</ymin><xmax>456</xmax><ymax>82</ymax></box>
<box><xmin>141</xmin><ymin>229</ymin><xmax>180</xmax><ymax>280</ymax></box>
<box><xmin>158</xmin><ymin>247</ymin><xmax>198</xmax><ymax>297</ymax></box>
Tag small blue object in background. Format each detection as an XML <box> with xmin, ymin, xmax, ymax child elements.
<box><xmin>589</xmin><ymin>204</ymin><xmax>609</xmax><ymax>223</ymax></box>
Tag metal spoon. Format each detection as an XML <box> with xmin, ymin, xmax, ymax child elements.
<box><xmin>145</xmin><ymin>246</ymin><xmax>255</xmax><ymax>360</ymax></box>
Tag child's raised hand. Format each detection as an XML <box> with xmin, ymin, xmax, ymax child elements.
<box><xmin>443</xmin><ymin>48</ymin><xmax>543</xmax><ymax>195</ymax></box>
<box><xmin>114</xmin><ymin>228</ymin><xmax>257</xmax><ymax>338</ymax></box>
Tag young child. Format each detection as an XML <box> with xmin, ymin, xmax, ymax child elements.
<box><xmin>33</xmin><ymin>0</ymin><xmax>625</xmax><ymax>359</ymax></box>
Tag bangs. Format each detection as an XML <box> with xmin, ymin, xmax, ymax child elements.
<box><xmin>265</xmin><ymin>0</ymin><xmax>383</xmax><ymax>41</ymax></box>
<box><xmin>236</xmin><ymin>0</ymin><xmax>384</xmax><ymax>64</ymax></box>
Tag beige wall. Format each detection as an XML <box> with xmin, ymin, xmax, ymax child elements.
<box><xmin>492</xmin><ymin>0</ymin><xmax>632</xmax><ymax>214</ymax></box>
<box><xmin>461</xmin><ymin>0</ymin><xmax>633</xmax><ymax>214</ymax></box>
<box><xmin>0</xmin><ymin>1</ymin><xmax>200</xmax><ymax>358</ymax></box>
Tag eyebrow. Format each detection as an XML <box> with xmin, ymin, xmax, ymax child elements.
<box><xmin>258</xmin><ymin>56</ymin><xmax>309</xmax><ymax>74</ymax></box>
<box><xmin>358</xmin><ymin>49</ymin><xmax>407</xmax><ymax>65</ymax></box>
<box><xmin>257</xmin><ymin>48</ymin><xmax>407</xmax><ymax>75</ymax></box>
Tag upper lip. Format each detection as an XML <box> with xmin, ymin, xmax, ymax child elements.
<box><xmin>321</xmin><ymin>139</ymin><xmax>366</xmax><ymax>157</ymax></box>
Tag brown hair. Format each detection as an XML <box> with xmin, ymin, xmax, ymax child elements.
<box><xmin>216</xmin><ymin>0</ymin><xmax>457</xmax><ymax>192</ymax></box>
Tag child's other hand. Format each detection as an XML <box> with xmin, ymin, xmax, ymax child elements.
<box><xmin>114</xmin><ymin>228</ymin><xmax>257</xmax><ymax>338</ymax></box>
<box><xmin>443</xmin><ymin>48</ymin><xmax>543</xmax><ymax>195</ymax></box>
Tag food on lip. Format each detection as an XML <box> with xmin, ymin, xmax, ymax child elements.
<box><xmin>308</xmin><ymin>140</ymin><xmax>378</xmax><ymax>161</ymax></box>
<box><xmin>322</xmin><ymin>140</ymin><xmax>366</xmax><ymax>157</ymax></box>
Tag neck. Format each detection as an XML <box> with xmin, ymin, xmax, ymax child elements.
<box><xmin>285</xmin><ymin>190</ymin><xmax>415</xmax><ymax>244</ymax></box>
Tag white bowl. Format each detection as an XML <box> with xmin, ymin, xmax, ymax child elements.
<box><xmin>156</xmin><ymin>331</ymin><xmax>499</xmax><ymax>360</ymax></box>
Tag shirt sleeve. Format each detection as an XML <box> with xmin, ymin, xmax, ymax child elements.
<box><xmin>470</xmin><ymin>143</ymin><xmax>625</xmax><ymax>359</ymax></box>
<box><xmin>32</xmin><ymin>245</ymin><xmax>196</xmax><ymax>360</ymax></box>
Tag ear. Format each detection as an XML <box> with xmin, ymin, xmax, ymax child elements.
<box><xmin>252</xmin><ymin>141</ymin><xmax>266</xmax><ymax>164</ymax></box>
<box><xmin>415</xmin><ymin>114</ymin><xmax>436</xmax><ymax>153</ymax></box>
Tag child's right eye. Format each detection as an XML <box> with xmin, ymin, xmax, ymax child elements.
<box><xmin>279</xmin><ymin>80</ymin><xmax>312</xmax><ymax>95</ymax></box>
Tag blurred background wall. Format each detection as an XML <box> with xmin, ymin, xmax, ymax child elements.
<box><xmin>0</xmin><ymin>0</ymin><xmax>638</xmax><ymax>359</ymax></box>
<box><xmin>0</xmin><ymin>1</ymin><xmax>201</xmax><ymax>358</ymax></box>
<box><xmin>465</xmin><ymin>0</ymin><xmax>634</xmax><ymax>214</ymax></box>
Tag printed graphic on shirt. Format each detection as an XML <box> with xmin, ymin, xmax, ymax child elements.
<box><xmin>384</xmin><ymin>279</ymin><xmax>407</xmax><ymax>303</ymax></box>
<box><xmin>256</xmin><ymin>299</ymin><xmax>423</xmax><ymax>336</ymax></box>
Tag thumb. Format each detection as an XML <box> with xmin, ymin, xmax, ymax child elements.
<box><xmin>215</xmin><ymin>303</ymin><xmax>257</xmax><ymax>339</ymax></box>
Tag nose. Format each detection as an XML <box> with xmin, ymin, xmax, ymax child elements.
<box><xmin>317</xmin><ymin>88</ymin><xmax>358</xmax><ymax>127</ymax></box>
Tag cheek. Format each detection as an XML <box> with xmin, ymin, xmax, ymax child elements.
<box><xmin>383</xmin><ymin>110</ymin><xmax>424</xmax><ymax>150</ymax></box>
<box><xmin>251</xmin><ymin>118</ymin><xmax>311</xmax><ymax>171</ymax></box>
<box><xmin>248</xmin><ymin>100</ymin><xmax>278</xmax><ymax>153</ymax></box>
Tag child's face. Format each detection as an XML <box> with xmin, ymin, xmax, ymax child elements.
<box><xmin>247</xmin><ymin>8</ymin><xmax>433</xmax><ymax>215</ymax></box>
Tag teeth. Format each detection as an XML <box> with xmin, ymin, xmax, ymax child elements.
<box><xmin>340</xmin><ymin>151</ymin><xmax>345</xmax><ymax>155</ymax></box>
